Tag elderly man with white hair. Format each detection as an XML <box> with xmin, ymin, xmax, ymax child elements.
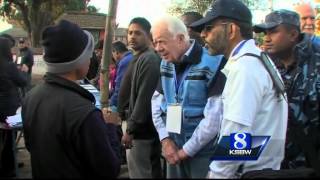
<box><xmin>151</xmin><ymin>16</ymin><xmax>225</xmax><ymax>178</ymax></box>
<box><xmin>294</xmin><ymin>2</ymin><xmax>320</xmax><ymax>47</ymax></box>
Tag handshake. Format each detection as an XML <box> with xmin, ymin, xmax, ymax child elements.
<box><xmin>161</xmin><ymin>138</ymin><xmax>189</xmax><ymax>165</ymax></box>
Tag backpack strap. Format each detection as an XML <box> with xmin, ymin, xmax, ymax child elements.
<box><xmin>238</xmin><ymin>52</ymin><xmax>286</xmax><ymax>100</ymax></box>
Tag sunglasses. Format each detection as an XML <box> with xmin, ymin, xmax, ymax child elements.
<box><xmin>203</xmin><ymin>22</ymin><xmax>230</xmax><ymax>32</ymax></box>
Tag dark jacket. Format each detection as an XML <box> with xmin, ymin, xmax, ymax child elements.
<box><xmin>22</xmin><ymin>73</ymin><xmax>120</xmax><ymax>178</ymax></box>
<box><xmin>17</xmin><ymin>47</ymin><xmax>34</xmax><ymax>74</ymax></box>
<box><xmin>0</xmin><ymin>60</ymin><xmax>27</xmax><ymax>120</ymax></box>
<box><xmin>120</xmin><ymin>48</ymin><xmax>161</xmax><ymax>139</ymax></box>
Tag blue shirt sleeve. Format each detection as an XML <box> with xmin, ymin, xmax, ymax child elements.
<box><xmin>110</xmin><ymin>53</ymin><xmax>133</xmax><ymax>107</ymax></box>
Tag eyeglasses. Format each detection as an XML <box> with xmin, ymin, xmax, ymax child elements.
<box><xmin>203</xmin><ymin>23</ymin><xmax>229</xmax><ymax>32</ymax></box>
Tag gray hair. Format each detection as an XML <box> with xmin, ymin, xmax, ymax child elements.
<box><xmin>152</xmin><ymin>16</ymin><xmax>190</xmax><ymax>42</ymax></box>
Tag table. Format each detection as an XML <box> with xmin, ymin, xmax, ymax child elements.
<box><xmin>80</xmin><ymin>83</ymin><xmax>101</xmax><ymax>109</ymax></box>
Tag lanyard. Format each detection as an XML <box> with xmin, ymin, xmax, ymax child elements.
<box><xmin>173</xmin><ymin>65</ymin><xmax>191</xmax><ymax>95</ymax></box>
<box><xmin>231</xmin><ymin>40</ymin><xmax>248</xmax><ymax>57</ymax></box>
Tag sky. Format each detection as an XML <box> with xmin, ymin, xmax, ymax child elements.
<box><xmin>0</xmin><ymin>0</ymin><xmax>315</xmax><ymax>32</ymax></box>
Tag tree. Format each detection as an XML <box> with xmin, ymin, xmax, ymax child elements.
<box><xmin>0</xmin><ymin>0</ymin><xmax>94</xmax><ymax>47</ymax></box>
<box><xmin>167</xmin><ymin>0</ymin><xmax>267</xmax><ymax>17</ymax></box>
<box><xmin>167</xmin><ymin>0</ymin><xmax>213</xmax><ymax>16</ymax></box>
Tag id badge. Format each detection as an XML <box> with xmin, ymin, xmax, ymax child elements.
<box><xmin>166</xmin><ymin>103</ymin><xmax>182</xmax><ymax>134</ymax></box>
<box><xmin>17</xmin><ymin>57</ymin><xmax>22</xmax><ymax>65</ymax></box>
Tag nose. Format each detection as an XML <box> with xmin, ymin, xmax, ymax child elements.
<box><xmin>200</xmin><ymin>30</ymin><xmax>207</xmax><ymax>41</ymax></box>
<box><xmin>263</xmin><ymin>33</ymin><xmax>271</xmax><ymax>43</ymax></box>
<box><xmin>154</xmin><ymin>43</ymin><xmax>162</xmax><ymax>52</ymax></box>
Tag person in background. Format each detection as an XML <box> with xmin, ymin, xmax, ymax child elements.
<box><xmin>191</xmin><ymin>0</ymin><xmax>288</xmax><ymax>178</ymax></box>
<box><xmin>0</xmin><ymin>37</ymin><xmax>27</xmax><ymax>178</ymax></box>
<box><xmin>87</xmin><ymin>40</ymin><xmax>103</xmax><ymax>89</ymax></box>
<box><xmin>120</xmin><ymin>17</ymin><xmax>162</xmax><ymax>178</ymax></box>
<box><xmin>16</xmin><ymin>38</ymin><xmax>34</xmax><ymax>93</ymax></box>
<box><xmin>108</xmin><ymin>57</ymin><xmax>117</xmax><ymax>97</ymax></box>
<box><xmin>86</xmin><ymin>52</ymin><xmax>100</xmax><ymax>83</ymax></box>
<box><xmin>294</xmin><ymin>2</ymin><xmax>320</xmax><ymax>47</ymax></box>
<box><xmin>108</xmin><ymin>41</ymin><xmax>133</xmax><ymax>165</ymax></box>
<box><xmin>109</xmin><ymin>41</ymin><xmax>133</xmax><ymax>111</ymax></box>
<box><xmin>253</xmin><ymin>9</ymin><xmax>320</xmax><ymax>172</ymax></box>
<box><xmin>180</xmin><ymin>11</ymin><xmax>205</xmax><ymax>46</ymax></box>
<box><xmin>21</xmin><ymin>20</ymin><xmax>120</xmax><ymax>178</ymax></box>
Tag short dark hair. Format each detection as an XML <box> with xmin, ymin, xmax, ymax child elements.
<box><xmin>181</xmin><ymin>11</ymin><xmax>203</xmax><ymax>22</ymax></box>
<box><xmin>129</xmin><ymin>17</ymin><xmax>151</xmax><ymax>34</ymax></box>
<box><xmin>112</xmin><ymin>41</ymin><xmax>128</xmax><ymax>53</ymax></box>
<box><xmin>0</xmin><ymin>33</ymin><xmax>15</xmax><ymax>48</ymax></box>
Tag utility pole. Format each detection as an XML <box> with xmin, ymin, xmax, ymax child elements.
<box><xmin>100</xmin><ymin>0</ymin><xmax>118</xmax><ymax>108</ymax></box>
<box><xmin>269</xmin><ymin>0</ymin><xmax>273</xmax><ymax>12</ymax></box>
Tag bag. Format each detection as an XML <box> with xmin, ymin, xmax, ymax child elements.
<box><xmin>241</xmin><ymin>168</ymin><xmax>316</xmax><ymax>179</ymax></box>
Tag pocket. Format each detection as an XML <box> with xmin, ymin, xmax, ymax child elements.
<box><xmin>187</xmin><ymin>80</ymin><xmax>207</xmax><ymax>106</ymax></box>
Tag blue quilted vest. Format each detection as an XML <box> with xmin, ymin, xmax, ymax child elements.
<box><xmin>160</xmin><ymin>47</ymin><xmax>223</xmax><ymax>153</ymax></box>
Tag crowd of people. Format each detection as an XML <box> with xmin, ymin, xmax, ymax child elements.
<box><xmin>0</xmin><ymin>0</ymin><xmax>319</xmax><ymax>178</ymax></box>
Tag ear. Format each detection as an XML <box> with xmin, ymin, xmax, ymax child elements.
<box><xmin>289</xmin><ymin>29</ymin><xmax>299</xmax><ymax>42</ymax></box>
<box><xmin>229</xmin><ymin>23</ymin><xmax>238</xmax><ymax>40</ymax></box>
<box><xmin>176</xmin><ymin>34</ymin><xmax>185</xmax><ymax>42</ymax></box>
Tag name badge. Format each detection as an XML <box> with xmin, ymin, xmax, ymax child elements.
<box><xmin>166</xmin><ymin>104</ymin><xmax>182</xmax><ymax>134</ymax></box>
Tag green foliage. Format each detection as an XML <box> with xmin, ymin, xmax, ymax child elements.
<box><xmin>167</xmin><ymin>0</ymin><xmax>213</xmax><ymax>16</ymax></box>
<box><xmin>0</xmin><ymin>0</ymin><xmax>97</xmax><ymax>47</ymax></box>
<box><xmin>168</xmin><ymin>0</ymin><xmax>268</xmax><ymax>16</ymax></box>
<box><xmin>87</xmin><ymin>5</ymin><xmax>98</xmax><ymax>13</ymax></box>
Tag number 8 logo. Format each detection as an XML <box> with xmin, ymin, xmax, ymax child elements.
<box><xmin>234</xmin><ymin>133</ymin><xmax>247</xmax><ymax>149</ymax></box>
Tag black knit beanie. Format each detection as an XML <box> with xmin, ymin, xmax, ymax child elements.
<box><xmin>41</xmin><ymin>20</ymin><xmax>94</xmax><ymax>73</ymax></box>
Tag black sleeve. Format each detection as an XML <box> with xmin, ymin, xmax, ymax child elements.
<box><xmin>22</xmin><ymin>49</ymin><xmax>34</xmax><ymax>68</ymax></box>
<box><xmin>127</xmin><ymin>53</ymin><xmax>160</xmax><ymax>134</ymax></box>
<box><xmin>155</xmin><ymin>77</ymin><xmax>163</xmax><ymax>94</ymax></box>
<box><xmin>77</xmin><ymin>110</ymin><xmax>120</xmax><ymax>178</ymax></box>
<box><xmin>7</xmin><ymin>62</ymin><xmax>27</xmax><ymax>87</ymax></box>
<box><xmin>208</xmin><ymin>56</ymin><xmax>227</xmax><ymax>97</ymax></box>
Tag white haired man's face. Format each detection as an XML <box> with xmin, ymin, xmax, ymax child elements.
<box><xmin>152</xmin><ymin>26</ymin><xmax>187</xmax><ymax>63</ymax></box>
<box><xmin>295</xmin><ymin>4</ymin><xmax>316</xmax><ymax>35</ymax></box>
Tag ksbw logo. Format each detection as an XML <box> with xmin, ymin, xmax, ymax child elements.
<box><xmin>211</xmin><ymin>133</ymin><xmax>270</xmax><ymax>161</ymax></box>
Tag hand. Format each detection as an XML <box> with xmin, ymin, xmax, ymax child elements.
<box><xmin>161</xmin><ymin>138</ymin><xmax>180</xmax><ymax>165</ymax></box>
<box><xmin>121</xmin><ymin>132</ymin><xmax>133</xmax><ymax>149</ymax></box>
<box><xmin>177</xmin><ymin>149</ymin><xmax>189</xmax><ymax>161</ymax></box>
<box><xmin>102</xmin><ymin>108</ymin><xmax>121</xmax><ymax>125</ymax></box>
<box><xmin>21</xmin><ymin>64</ymin><xmax>29</xmax><ymax>72</ymax></box>
<box><xmin>206</xmin><ymin>170</ymin><xmax>215</xmax><ymax>179</ymax></box>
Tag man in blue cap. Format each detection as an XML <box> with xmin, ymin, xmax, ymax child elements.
<box><xmin>253</xmin><ymin>9</ymin><xmax>320</xmax><ymax>173</ymax></box>
<box><xmin>190</xmin><ymin>0</ymin><xmax>288</xmax><ymax>178</ymax></box>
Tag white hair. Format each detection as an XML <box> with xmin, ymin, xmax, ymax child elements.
<box><xmin>151</xmin><ymin>16</ymin><xmax>190</xmax><ymax>42</ymax></box>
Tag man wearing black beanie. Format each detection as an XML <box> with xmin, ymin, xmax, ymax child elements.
<box><xmin>21</xmin><ymin>20</ymin><xmax>120</xmax><ymax>178</ymax></box>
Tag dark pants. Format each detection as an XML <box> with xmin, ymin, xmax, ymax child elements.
<box><xmin>0</xmin><ymin>130</ymin><xmax>15</xmax><ymax>177</ymax></box>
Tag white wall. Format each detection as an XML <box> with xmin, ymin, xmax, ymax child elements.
<box><xmin>32</xmin><ymin>55</ymin><xmax>46</xmax><ymax>75</ymax></box>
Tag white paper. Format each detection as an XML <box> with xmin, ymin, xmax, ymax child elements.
<box><xmin>17</xmin><ymin>57</ymin><xmax>22</xmax><ymax>64</ymax></box>
<box><xmin>166</xmin><ymin>105</ymin><xmax>182</xmax><ymax>134</ymax></box>
<box><xmin>6</xmin><ymin>113</ymin><xmax>22</xmax><ymax>127</ymax></box>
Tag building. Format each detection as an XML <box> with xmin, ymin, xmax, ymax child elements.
<box><xmin>57</xmin><ymin>11</ymin><xmax>127</xmax><ymax>44</ymax></box>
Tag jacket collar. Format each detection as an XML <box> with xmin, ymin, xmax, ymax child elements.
<box><xmin>294</xmin><ymin>33</ymin><xmax>314</xmax><ymax>65</ymax></box>
<box><xmin>180</xmin><ymin>39</ymin><xmax>203</xmax><ymax>65</ymax></box>
<box><xmin>44</xmin><ymin>73</ymin><xmax>96</xmax><ymax>104</ymax></box>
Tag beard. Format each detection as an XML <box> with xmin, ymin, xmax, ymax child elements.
<box><xmin>206</xmin><ymin>31</ymin><xmax>228</xmax><ymax>56</ymax></box>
